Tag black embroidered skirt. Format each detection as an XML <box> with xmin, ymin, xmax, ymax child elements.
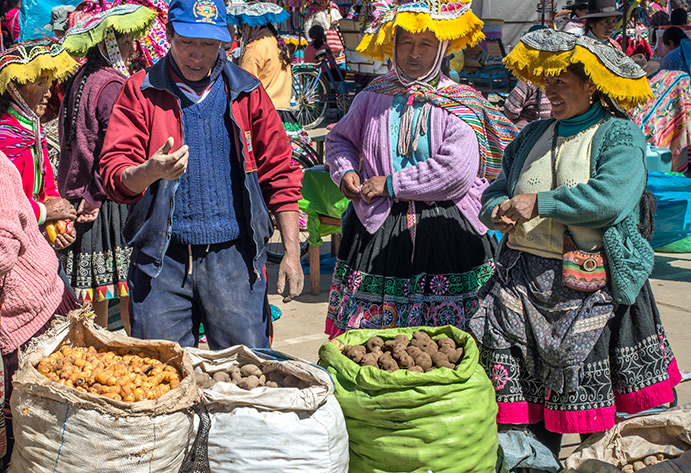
<box><xmin>325</xmin><ymin>200</ymin><xmax>496</xmax><ymax>337</ymax></box>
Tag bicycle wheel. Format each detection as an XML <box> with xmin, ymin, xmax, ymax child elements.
<box><xmin>292</xmin><ymin>67</ymin><xmax>329</xmax><ymax>130</ymax></box>
<box><xmin>265</xmin><ymin>138</ymin><xmax>320</xmax><ymax>264</ymax></box>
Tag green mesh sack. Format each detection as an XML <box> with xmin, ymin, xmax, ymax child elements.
<box><xmin>318</xmin><ymin>325</ymin><xmax>498</xmax><ymax>473</ymax></box>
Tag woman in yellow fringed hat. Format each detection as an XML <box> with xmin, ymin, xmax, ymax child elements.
<box><xmin>57</xmin><ymin>4</ymin><xmax>157</xmax><ymax>333</ymax></box>
<box><xmin>0</xmin><ymin>38</ymin><xmax>78</xmax><ymax>246</ymax></box>
<box><xmin>323</xmin><ymin>0</ymin><xmax>518</xmax><ymax>338</ymax></box>
<box><xmin>468</xmin><ymin>28</ymin><xmax>681</xmax><ymax>455</ymax></box>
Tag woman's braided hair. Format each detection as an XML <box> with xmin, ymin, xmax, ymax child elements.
<box><xmin>266</xmin><ymin>23</ymin><xmax>292</xmax><ymax>69</ymax></box>
<box><xmin>61</xmin><ymin>46</ymin><xmax>103</xmax><ymax>151</ymax></box>
<box><xmin>0</xmin><ymin>91</ymin><xmax>11</xmax><ymax>118</ymax></box>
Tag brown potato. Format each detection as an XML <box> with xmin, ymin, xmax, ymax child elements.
<box><xmin>406</xmin><ymin>346</ymin><xmax>422</xmax><ymax>358</ymax></box>
<box><xmin>413</xmin><ymin>352</ymin><xmax>433</xmax><ymax>371</ymax></box>
<box><xmin>229</xmin><ymin>366</ymin><xmax>242</xmax><ymax>382</ymax></box>
<box><xmin>431</xmin><ymin>352</ymin><xmax>454</xmax><ymax>369</ymax></box>
<box><xmin>240</xmin><ymin>364</ymin><xmax>263</xmax><ymax>378</ymax></box>
<box><xmin>213</xmin><ymin>372</ymin><xmax>231</xmax><ymax>383</ymax></box>
<box><xmin>378</xmin><ymin>353</ymin><xmax>399</xmax><ymax>372</ymax></box>
<box><xmin>644</xmin><ymin>455</ymin><xmax>659</xmax><ymax>466</ymax></box>
<box><xmin>408</xmin><ymin>365</ymin><xmax>424</xmax><ymax>373</ymax></box>
<box><xmin>360</xmin><ymin>353</ymin><xmax>378</xmax><ymax>367</ymax></box>
<box><xmin>392</xmin><ymin>335</ymin><xmax>410</xmax><ymax>347</ymax></box>
<box><xmin>237</xmin><ymin>375</ymin><xmax>260</xmax><ymax>390</ymax></box>
<box><xmin>632</xmin><ymin>461</ymin><xmax>646</xmax><ymax>471</ymax></box>
<box><xmin>621</xmin><ymin>465</ymin><xmax>634</xmax><ymax>473</ymax></box>
<box><xmin>397</xmin><ymin>353</ymin><xmax>416</xmax><ymax>369</ymax></box>
<box><xmin>365</xmin><ymin>337</ymin><xmax>384</xmax><ymax>352</ymax></box>
<box><xmin>344</xmin><ymin>345</ymin><xmax>366</xmax><ymax>363</ymax></box>
<box><xmin>265</xmin><ymin>381</ymin><xmax>279</xmax><ymax>388</ymax></box>
<box><xmin>437</xmin><ymin>337</ymin><xmax>456</xmax><ymax>350</ymax></box>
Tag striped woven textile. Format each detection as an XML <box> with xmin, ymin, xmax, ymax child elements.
<box><xmin>632</xmin><ymin>69</ymin><xmax>691</xmax><ymax>174</ymax></box>
<box><xmin>0</xmin><ymin>112</ymin><xmax>45</xmax><ymax>164</ymax></box>
<box><xmin>364</xmin><ymin>71</ymin><xmax>519</xmax><ymax>180</ymax></box>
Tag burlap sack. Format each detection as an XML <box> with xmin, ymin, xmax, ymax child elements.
<box><xmin>8</xmin><ymin>308</ymin><xmax>200</xmax><ymax>473</ymax></box>
<box><xmin>564</xmin><ymin>405</ymin><xmax>691</xmax><ymax>471</ymax></box>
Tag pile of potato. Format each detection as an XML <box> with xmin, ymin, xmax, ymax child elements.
<box><xmin>36</xmin><ymin>345</ymin><xmax>182</xmax><ymax>402</ymax></box>
<box><xmin>342</xmin><ymin>332</ymin><xmax>465</xmax><ymax>372</ymax></box>
<box><xmin>195</xmin><ymin>362</ymin><xmax>310</xmax><ymax>390</ymax></box>
<box><xmin>621</xmin><ymin>454</ymin><xmax>668</xmax><ymax>472</ymax></box>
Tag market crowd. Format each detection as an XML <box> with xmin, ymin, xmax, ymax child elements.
<box><xmin>0</xmin><ymin>0</ymin><xmax>685</xmax><ymax>468</ymax></box>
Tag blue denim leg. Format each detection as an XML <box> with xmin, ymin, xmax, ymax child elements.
<box><xmin>195</xmin><ymin>238</ymin><xmax>270</xmax><ymax>350</ymax></box>
<box><xmin>128</xmin><ymin>239</ymin><xmax>270</xmax><ymax>349</ymax></box>
<box><xmin>128</xmin><ymin>243</ymin><xmax>198</xmax><ymax>347</ymax></box>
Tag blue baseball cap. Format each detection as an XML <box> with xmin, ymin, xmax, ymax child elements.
<box><xmin>168</xmin><ymin>0</ymin><xmax>231</xmax><ymax>42</ymax></box>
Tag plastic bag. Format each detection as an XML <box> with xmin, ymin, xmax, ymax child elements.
<box><xmin>318</xmin><ymin>325</ymin><xmax>498</xmax><ymax>473</ymax></box>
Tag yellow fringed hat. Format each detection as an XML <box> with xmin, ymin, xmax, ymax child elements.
<box><xmin>62</xmin><ymin>4</ymin><xmax>158</xmax><ymax>57</ymax></box>
<box><xmin>357</xmin><ymin>0</ymin><xmax>485</xmax><ymax>62</ymax></box>
<box><xmin>0</xmin><ymin>38</ymin><xmax>77</xmax><ymax>96</ymax></box>
<box><xmin>503</xmin><ymin>28</ymin><xmax>652</xmax><ymax>109</ymax></box>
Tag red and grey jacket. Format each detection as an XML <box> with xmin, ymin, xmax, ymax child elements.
<box><xmin>100</xmin><ymin>53</ymin><xmax>301</xmax><ymax>279</ymax></box>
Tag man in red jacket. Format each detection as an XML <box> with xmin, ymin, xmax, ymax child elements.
<box><xmin>99</xmin><ymin>0</ymin><xmax>303</xmax><ymax>349</ymax></box>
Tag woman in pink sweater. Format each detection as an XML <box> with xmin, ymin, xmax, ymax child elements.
<box><xmin>324</xmin><ymin>2</ymin><xmax>517</xmax><ymax>338</ymax></box>
<box><xmin>0</xmin><ymin>151</ymin><xmax>78</xmax><ymax>466</ymax></box>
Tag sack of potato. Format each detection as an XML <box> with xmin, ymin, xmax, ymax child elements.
<box><xmin>8</xmin><ymin>308</ymin><xmax>199</xmax><ymax>473</ymax></box>
<box><xmin>318</xmin><ymin>325</ymin><xmax>498</xmax><ymax>473</ymax></box>
<box><xmin>564</xmin><ymin>405</ymin><xmax>691</xmax><ymax>472</ymax></box>
<box><xmin>185</xmin><ymin>345</ymin><xmax>349</xmax><ymax>473</ymax></box>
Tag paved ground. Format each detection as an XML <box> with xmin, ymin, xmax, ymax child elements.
<box><xmin>268</xmin><ymin>243</ymin><xmax>691</xmax><ymax>462</ymax></box>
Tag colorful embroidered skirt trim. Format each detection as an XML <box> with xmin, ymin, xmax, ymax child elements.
<box><xmin>60</xmin><ymin>200</ymin><xmax>131</xmax><ymax>302</ymax></box>
<box><xmin>474</xmin><ymin>276</ymin><xmax>681</xmax><ymax>434</ymax></box>
<box><xmin>325</xmin><ymin>200</ymin><xmax>496</xmax><ymax>336</ymax></box>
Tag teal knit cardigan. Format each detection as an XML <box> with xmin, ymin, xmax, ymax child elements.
<box><xmin>480</xmin><ymin>114</ymin><xmax>654</xmax><ymax>305</ymax></box>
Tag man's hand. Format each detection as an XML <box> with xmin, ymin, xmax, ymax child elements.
<box><xmin>340</xmin><ymin>171</ymin><xmax>361</xmax><ymax>199</ymax></box>
<box><xmin>499</xmin><ymin>194</ymin><xmax>539</xmax><ymax>225</ymax></box>
<box><xmin>51</xmin><ymin>226</ymin><xmax>76</xmax><ymax>250</ymax></box>
<box><xmin>274</xmin><ymin>211</ymin><xmax>304</xmax><ymax>302</ymax></box>
<box><xmin>147</xmin><ymin>137</ymin><xmax>190</xmax><ymax>181</ymax></box>
<box><xmin>44</xmin><ymin>197</ymin><xmax>77</xmax><ymax>222</ymax></box>
<box><xmin>76</xmin><ymin>198</ymin><xmax>100</xmax><ymax>223</ymax></box>
<box><xmin>121</xmin><ymin>137</ymin><xmax>190</xmax><ymax>195</ymax></box>
<box><xmin>278</xmin><ymin>253</ymin><xmax>304</xmax><ymax>302</ymax></box>
<box><xmin>361</xmin><ymin>176</ymin><xmax>388</xmax><ymax>203</ymax></box>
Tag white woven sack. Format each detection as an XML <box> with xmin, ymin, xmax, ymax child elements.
<box><xmin>186</xmin><ymin>346</ymin><xmax>349</xmax><ymax>473</ymax></box>
<box><xmin>8</xmin><ymin>311</ymin><xmax>199</xmax><ymax>473</ymax></box>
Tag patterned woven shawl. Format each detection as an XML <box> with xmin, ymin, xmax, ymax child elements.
<box><xmin>0</xmin><ymin>111</ymin><xmax>47</xmax><ymax>197</ymax></box>
<box><xmin>364</xmin><ymin>71</ymin><xmax>518</xmax><ymax>180</ymax></box>
<box><xmin>632</xmin><ymin>70</ymin><xmax>691</xmax><ymax>174</ymax></box>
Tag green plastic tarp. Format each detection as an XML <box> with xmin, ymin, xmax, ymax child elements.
<box><xmin>318</xmin><ymin>325</ymin><xmax>498</xmax><ymax>473</ymax></box>
<box><xmin>298</xmin><ymin>167</ymin><xmax>350</xmax><ymax>246</ymax></box>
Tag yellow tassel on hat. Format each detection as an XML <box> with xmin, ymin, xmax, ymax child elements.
<box><xmin>357</xmin><ymin>8</ymin><xmax>485</xmax><ymax>62</ymax></box>
<box><xmin>0</xmin><ymin>50</ymin><xmax>77</xmax><ymax>96</ymax></box>
<box><xmin>503</xmin><ymin>41</ymin><xmax>653</xmax><ymax>109</ymax></box>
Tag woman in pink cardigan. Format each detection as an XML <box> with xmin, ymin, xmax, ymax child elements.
<box><xmin>324</xmin><ymin>1</ymin><xmax>518</xmax><ymax>337</ymax></box>
<box><xmin>0</xmin><ymin>150</ymin><xmax>78</xmax><ymax>467</ymax></box>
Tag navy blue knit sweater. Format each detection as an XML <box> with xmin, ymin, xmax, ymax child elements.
<box><xmin>171</xmin><ymin>76</ymin><xmax>246</xmax><ymax>244</ymax></box>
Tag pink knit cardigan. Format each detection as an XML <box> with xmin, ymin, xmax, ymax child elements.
<box><xmin>0</xmin><ymin>151</ymin><xmax>62</xmax><ymax>355</ymax></box>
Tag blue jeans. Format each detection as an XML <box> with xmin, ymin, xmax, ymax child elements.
<box><xmin>128</xmin><ymin>238</ymin><xmax>270</xmax><ymax>349</ymax></box>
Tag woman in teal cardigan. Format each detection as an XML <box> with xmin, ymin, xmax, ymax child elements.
<box><xmin>468</xmin><ymin>29</ymin><xmax>681</xmax><ymax>456</ymax></box>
